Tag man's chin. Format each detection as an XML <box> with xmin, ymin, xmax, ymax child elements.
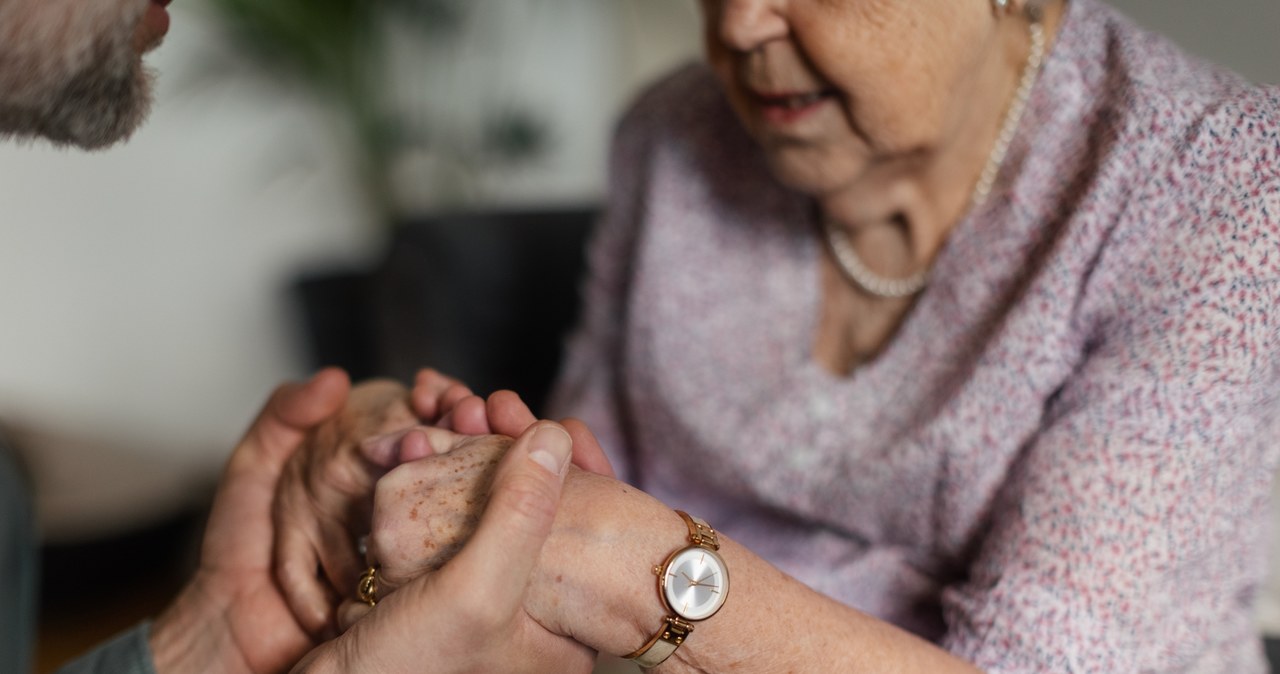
<box><xmin>0</xmin><ymin>0</ymin><xmax>161</xmax><ymax>149</ymax></box>
<box><xmin>29</xmin><ymin>62</ymin><xmax>154</xmax><ymax>150</ymax></box>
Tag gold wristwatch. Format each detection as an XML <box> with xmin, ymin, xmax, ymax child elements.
<box><xmin>625</xmin><ymin>510</ymin><xmax>730</xmax><ymax>668</ymax></box>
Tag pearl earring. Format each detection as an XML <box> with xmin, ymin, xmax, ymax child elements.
<box><xmin>992</xmin><ymin>0</ymin><xmax>1013</xmax><ymax>13</ymax></box>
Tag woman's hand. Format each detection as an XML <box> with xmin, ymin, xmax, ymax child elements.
<box><xmin>354</xmin><ymin>393</ymin><xmax>652</xmax><ymax>659</ymax></box>
<box><xmin>409</xmin><ymin>367</ymin><xmax>483</xmax><ymax>436</ymax></box>
<box><xmin>366</xmin><ymin>428</ymin><xmax>511</xmax><ymax>587</ymax></box>
<box><xmin>271</xmin><ymin>378</ymin><xmax>424</xmax><ymax>637</ymax></box>
<box><xmin>373</xmin><ymin>384</ymin><xmax>617</xmax><ymax>477</ymax></box>
<box><xmin>291</xmin><ymin>421</ymin><xmax>596</xmax><ymax>674</ymax></box>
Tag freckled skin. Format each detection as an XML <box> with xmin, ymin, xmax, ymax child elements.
<box><xmin>370</xmin><ymin>435</ymin><xmax>512</xmax><ymax>589</ymax></box>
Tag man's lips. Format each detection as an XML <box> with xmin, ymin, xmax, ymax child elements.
<box><xmin>139</xmin><ymin>0</ymin><xmax>171</xmax><ymax>50</ymax></box>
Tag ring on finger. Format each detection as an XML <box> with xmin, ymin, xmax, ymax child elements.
<box><xmin>357</xmin><ymin>566</ymin><xmax>380</xmax><ymax>606</ymax></box>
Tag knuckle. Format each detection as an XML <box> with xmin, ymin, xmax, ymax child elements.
<box><xmin>277</xmin><ymin>555</ymin><xmax>312</xmax><ymax>588</ymax></box>
<box><xmin>314</xmin><ymin>455</ymin><xmax>369</xmax><ymax>497</ymax></box>
<box><xmin>491</xmin><ymin>476</ymin><xmax>558</xmax><ymax>534</ymax></box>
<box><xmin>454</xmin><ymin>592</ymin><xmax>510</xmax><ymax>634</ymax></box>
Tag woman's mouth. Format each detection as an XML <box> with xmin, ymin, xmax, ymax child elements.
<box><xmin>751</xmin><ymin>89</ymin><xmax>837</xmax><ymax>126</ymax></box>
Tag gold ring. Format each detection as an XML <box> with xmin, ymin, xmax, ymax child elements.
<box><xmin>357</xmin><ymin>566</ymin><xmax>379</xmax><ymax>606</ymax></box>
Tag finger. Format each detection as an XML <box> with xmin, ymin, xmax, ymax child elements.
<box><xmin>449</xmin><ymin>395</ymin><xmax>491</xmax><ymax>435</ymax></box>
<box><xmin>240</xmin><ymin>368</ymin><xmax>351</xmax><ymax>472</ymax></box>
<box><xmin>396</xmin><ymin>428</ymin><xmax>435</xmax><ymax>462</ymax></box>
<box><xmin>485</xmin><ymin>390</ymin><xmax>537</xmax><ymax>438</ymax></box>
<box><xmin>388</xmin><ymin>426</ymin><xmax>464</xmax><ymax>458</ymax></box>
<box><xmin>361</xmin><ymin>427</ymin><xmax>420</xmax><ymax>466</ymax></box>
<box><xmin>561</xmin><ymin>418</ymin><xmax>616</xmax><ymax>478</ymax></box>
<box><xmin>336</xmin><ymin>599</ymin><xmax>373</xmax><ymax>633</ymax></box>
<box><xmin>486</xmin><ymin>391</ymin><xmax>613</xmax><ymax>476</ymax></box>
<box><xmin>411</xmin><ymin>368</ymin><xmax>460</xmax><ymax>420</ymax></box>
<box><xmin>317</xmin><ymin>524</ymin><xmax>364</xmax><ymax>605</ymax></box>
<box><xmin>276</xmin><ymin>526</ymin><xmax>336</xmax><ymax>636</ymax></box>
<box><xmin>430</xmin><ymin>421</ymin><xmax>571</xmax><ymax>616</ymax></box>
<box><xmin>437</xmin><ymin>383</ymin><xmax>474</xmax><ymax>420</ymax></box>
<box><xmin>360</xmin><ymin>426</ymin><xmax>457</xmax><ymax>463</ymax></box>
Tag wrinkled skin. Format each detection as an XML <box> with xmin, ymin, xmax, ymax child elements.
<box><xmin>272</xmin><ymin>379</ymin><xmax>421</xmax><ymax>636</ymax></box>
<box><xmin>293</xmin><ymin>421</ymin><xmax>598</xmax><ymax>674</ymax></box>
<box><xmin>358</xmin><ymin>387</ymin><xmax>614</xmax><ymax>596</ymax></box>
<box><xmin>346</xmin><ymin>401</ymin><xmax>640</xmax><ymax>667</ymax></box>
<box><xmin>273</xmin><ymin>367</ymin><xmax>614</xmax><ymax>638</ymax></box>
<box><xmin>367</xmin><ymin>431</ymin><xmax>509</xmax><ymax>591</ymax></box>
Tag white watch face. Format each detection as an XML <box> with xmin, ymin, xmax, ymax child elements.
<box><xmin>661</xmin><ymin>547</ymin><xmax>729</xmax><ymax>621</ymax></box>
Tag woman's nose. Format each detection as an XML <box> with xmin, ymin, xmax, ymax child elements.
<box><xmin>714</xmin><ymin>0</ymin><xmax>789</xmax><ymax>53</ymax></box>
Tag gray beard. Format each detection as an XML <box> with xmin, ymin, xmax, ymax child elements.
<box><xmin>0</xmin><ymin>0</ymin><xmax>154</xmax><ymax>149</ymax></box>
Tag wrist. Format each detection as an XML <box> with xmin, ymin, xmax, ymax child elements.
<box><xmin>531</xmin><ymin>469</ymin><xmax>692</xmax><ymax>658</ymax></box>
<box><xmin>149</xmin><ymin>576</ymin><xmax>240</xmax><ymax>674</ymax></box>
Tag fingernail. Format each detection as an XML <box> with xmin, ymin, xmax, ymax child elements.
<box><xmin>528</xmin><ymin>425</ymin><xmax>572</xmax><ymax>476</ymax></box>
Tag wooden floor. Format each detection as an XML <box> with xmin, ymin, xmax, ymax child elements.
<box><xmin>35</xmin><ymin>509</ymin><xmax>197</xmax><ymax>673</ymax></box>
<box><xmin>32</xmin><ymin>508</ymin><xmax>639</xmax><ymax>674</ymax></box>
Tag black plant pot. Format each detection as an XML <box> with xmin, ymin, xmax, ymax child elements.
<box><xmin>292</xmin><ymin>266</ymin><xmax>380</xmax><ymax>382</ymax></box>
<box><xmin>292</xmin><ymin>206</ymin><xmax>597</xmax><ymax>415</ymax></box>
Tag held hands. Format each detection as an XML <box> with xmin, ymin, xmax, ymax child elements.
<box><xmin>146</xmin><ymin>367</ymin><xmax>610</xmax><ymax>673</ymax></box>
<box><xmin>290</xmin><ymin>420</ymin><xmax>597</xmax><ymax>673</ymax></box>
<box><xmin>270</xmin><ymin>367</ymin><xmax>613</xmax><ymax>638</ymax></box>
<box><xmin>272</xmin><ymin>378</ymin><xmax>424</xmax><ymax>637</ymax></box>
<box><xmin>262</xmin><ymin>368</ymin><xmax>614</xmax><ymax>672</ymax></box>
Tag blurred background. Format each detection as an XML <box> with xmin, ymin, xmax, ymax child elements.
<box><xmin>1</xmin><ymin>0</ymin><xmax>1277</xmax><ymax>671</ymax></box>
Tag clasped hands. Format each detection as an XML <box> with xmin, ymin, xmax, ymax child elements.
<box><xmin>278</xmin><ymin>369</ymin><xmax>617</xmax><ymax>673</ymax></box>
<box><xmin>149</xmin><ymin>368</ymin><xmax>622</xmax><ymax>674</ymax></box>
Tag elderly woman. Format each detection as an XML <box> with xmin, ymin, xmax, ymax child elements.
<box><xmin>279</xmin><ymin>0</ymin><xmax>1280</xmax><ymax>671</ymax></box>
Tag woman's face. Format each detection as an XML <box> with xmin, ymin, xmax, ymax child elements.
<box><xmin>700</xmin><ymin>0</ymin><xmax>998</xmax><ymax>195</ymax></box>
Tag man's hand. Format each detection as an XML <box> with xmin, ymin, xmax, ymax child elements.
<box><xmin>148</xmin><ymin>368</ymin><xmax>350</xmax><ymax>674</ymax></box>
<box><xmin>272</xmin><ymin>379</ymin><xmax>423</xmax><ymax>637</ymax></box>
<box><xmin>291</xmin><ymin>421</ymin><xmax>596</xmax><ymax>674</ymax></box>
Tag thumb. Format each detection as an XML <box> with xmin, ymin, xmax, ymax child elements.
<box><xmin>237</xmin><ymin>367</ymin><xmax>351</xmax><ymax>472</ymax></box>
<box><xmin>429</xmin><ymin>421</ymin><xmax>572</xmax><ymax>614</ymax></box>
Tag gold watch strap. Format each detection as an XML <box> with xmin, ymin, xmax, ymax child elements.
<box><xmin>677</xmin><ymin>510</ymin><xmax>720</xmax><ymax>551</ymax></box>
<box><xmin>624</xmin><ymin>616</ymin><xmax>692</xmax><ymax>668</ymax></box>
<box><xmin>626</xmin><ymin>510</ymin><xmax>719</xmax><ymax>668</ymax></box>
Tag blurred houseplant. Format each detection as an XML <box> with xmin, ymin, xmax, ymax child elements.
<box><xmin>201</xmin><ymin>0</ymin><xmax>548</xmax><ymax>220</ymax></box>
<box><xmin>200</xmin><ymin>0</ymin><xmax>572</xmax><ymax>388</ymax></box>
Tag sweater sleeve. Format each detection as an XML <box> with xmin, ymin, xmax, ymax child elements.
<box><xmin>941</xmin><ymin>93</ymin><xmax>1280</xmax><ymax>672</ymax></box>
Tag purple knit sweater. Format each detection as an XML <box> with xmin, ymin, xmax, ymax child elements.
<box><xmin>550</xmin><ymin>1</ymin><xmax>1280</xmax><ymax>670</ymax></box>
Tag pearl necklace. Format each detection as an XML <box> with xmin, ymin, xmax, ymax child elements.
<box><xmin>824</xmin><ymin>18</ymin><xmax>1046</xmax><ymax>299</ymax></box>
